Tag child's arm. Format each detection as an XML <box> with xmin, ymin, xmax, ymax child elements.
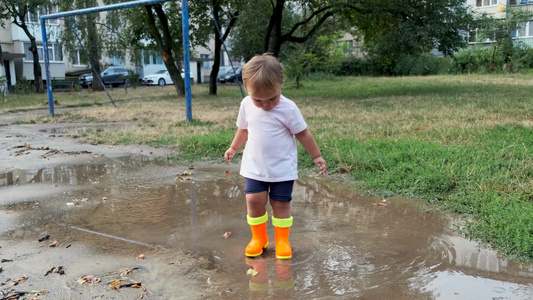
<box><xmin>225</xmin><ymin>128</ymin><xmax>248</xmax><ymax>163</ymax></box>
<box><xmin>295</xmin><ymin>128</ymin><xmax>327</xmax><ymax>175</ymax></box>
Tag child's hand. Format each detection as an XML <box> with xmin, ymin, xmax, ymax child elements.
<box><xmin>314</xmin><ymin>156</ymin><xmax>327</xmax><ymax>175</ymax></box>
<box><xmin>225</xmin><ymin>148</ymin><xmax>236</xmax><ymax>163</ymax></box>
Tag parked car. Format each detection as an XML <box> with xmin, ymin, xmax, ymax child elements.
<box><xmin>142</xmin><ymin>69</ymin><xmax>195</xmax><ymax>86</ymax></box>
<box><xmin>216</xmin><ymin>66</ymin><xmax>236</xmax><ymax>82</ymax></box>
<box><xmin>79</xmin><ymin>67</ymin><xmax>132</xmax><ymax>88</ymax></box>
<box><xmin>142</xmin><ymin>70</ymin><xmax>173</xmax><ymax>86</ymax></box>
<box><xmin>220</xmin><ymin>67</ymin><xmax>242</xmax><ymax>84</ymax></box>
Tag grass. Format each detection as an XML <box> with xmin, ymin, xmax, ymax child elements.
<box><xmin>2</xmin><ymin>75</ymin><xmax>533</xmax><ymax>260</ymax></box>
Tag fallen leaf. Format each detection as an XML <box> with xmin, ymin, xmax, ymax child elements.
<box><xmin>246</xmin><ymin>269</ymin><xmax>258</xmax><ymax>277</ymax></box>
<box><xmin>223</xmin><ymin>232</ymin><xmax>232</xmax><ymax>239</ymax></box>
<box><xmin>140</xmin><ymin>287</ymin><xmax>148</xmax><ymax>299</ymax></box>
<box><xmin>77</xmin><ymin>275</ymin><xmax>101</xmax><ymax>284</ymax></box>
<box><xmin>181</xmin><ymin>171</ymin><xmax>192</xmax><ymax>176</ymax></box>
<box><xmin>225</xmin><ymin>170</ymin><xmax>230</xmax><ymax>174</ymax></box>
<box><xmin>376</xmin><ymin>202</ymin><xmax>387</xmax><ymax>207</ymax></box>
<box><xmin>110</xmin><ymin>279</ymin><xmax>121</xmax><ymax>290</ymax></box>
<box><xmin>198</xmin><ymin>210</ymin><xmax>209</xmax><ymax>217</ymax></box>
<box><xmin>48</xmin><ymin>240</ymin><xmax>58</xmax><ymax>247</ymax></box>
<box><xmin>138</xmin><ymin>254</ymin><xmax>145</xmax><ymax>259</ymax></box>
<box><xmin>102</xmin><ymin>197</ymin><xmax>108</xmax><ymax>201</ymax></box>
<box><xmin>5</xmin><ymin>211</ymin><xmax>13</xmax><ymax>214</ymax></box>
<box><xmin>44</xmin><ymin>267</ymin><xmax>55</xmax><ymax>276</ymax></box>
<box><xmin>1</xmin><ymin>276</ymin><xmax>28</xmax><ymax>287</ymax></box>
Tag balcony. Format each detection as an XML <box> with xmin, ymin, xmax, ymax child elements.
<box><xmin>508</xmin><ymin>0</ymin><xmax>533</xmax><ymax>5</ymax></box>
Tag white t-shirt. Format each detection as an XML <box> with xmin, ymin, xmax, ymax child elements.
<box><xmin>236</xmin><ymin>95</ymin><xmax>307</xmax><ymax>182</ymax></box>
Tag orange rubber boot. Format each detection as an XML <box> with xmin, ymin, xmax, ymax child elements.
<box><xmin>245</xmin><ymin>213</ymin><xmax>269</xmax><ymax>257</ymax></box>
<box><xmin>272</xmin><ymin>216</ymin><xmax>293</xmax><ymax>259</ymax></box>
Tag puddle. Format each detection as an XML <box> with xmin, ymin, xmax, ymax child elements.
<box><xmin>1</xmin><ymin>156</ymin><xmax>533</xmax><ymax>299</ymax></box>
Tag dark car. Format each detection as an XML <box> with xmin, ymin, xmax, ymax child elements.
<box><xmin>79</xmin><ymin>67</ymin><xmax>132</xmax><ymax>88</ymax></box>
<box><xmin>219</xmin><ymin>67</ymin><xmax>242</xmax><ymax>84</ymax></box>
<box><xmin>216</xmin><ymin>66</ymin><xmax>236</xmax><ymax>83</ymax></box>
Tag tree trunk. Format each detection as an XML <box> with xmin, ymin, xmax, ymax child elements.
<box><xmin>86</xmin><ymin>14</ymin><xmax>103</xmax><ymax>91</ymax></box>
<box><xmin>29</xmin><ymin>39</ymin><xmax>44</xmax><ymax>93</ymax></box>
<box><xmin>209</xmin><ymin>3</ymin><xmax>222</xmax><ymax>95</ymax></box>
<box><xmin>163</xmin><ymin>50</ymin><xmax>185</xmax><ymax>96</ymax></box>
<box><xmin>265</xmin><ymin>0</ymin><xmax>285</xmax><ymax>57</ymax></box>
<box><xmin>145</xmin><ymin>4</ymin><xmax>185</xmax><ymax>96</ymax></box>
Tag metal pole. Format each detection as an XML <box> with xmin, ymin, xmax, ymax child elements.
<box><xmin>40</xmin><ymin>19</ymin><xmax>54</xmax><ymax>116</ymax></box>
<box><xmin>182</xmin><ymin>0</ymin><xmax>192</xmax><ymax>121</ymax></box>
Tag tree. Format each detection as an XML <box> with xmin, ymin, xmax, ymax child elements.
<box><xmin>347</xmin><ymin>0</ymin><xmax>474</xmax><ymax>73</ymax></box>
<box><xmin>0</xmin><ymin>0</ymin><xmax>50</xmax><ymax>93</ymax></box>
<box><xmin>60</xmin><ymin>0</ymin><xmax>106</xmax><ymax>91</ymax></box>
<box><xmin>102</xmin><ymin>0</ymin><xmax>213</xmax><ymax>96</ymax></box>
<box><xmin>473</xmin><ymin>7</ymin><xmax>533</xmax><ymax>70</ymax></box>
<box><xmin>209</xmin><ymin>0</ymin><xmax>239</xmax><ymax>95</ymax></box>
<box><xmin>231</xmin><ymin>1</ymin><xmax>342</xmax><ymax>60</ymax></box>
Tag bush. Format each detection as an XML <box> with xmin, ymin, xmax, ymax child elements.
<box><xmin>394</xmin><ymin>53</ymin><xmax>453</xmax><ymax>76</ymax></box>
<box><xmin>14</xmin><ymin>78</ymin><xmax>34</xmax><ymax>94</ymax></box>
<box><xmin>334</xmin><ymin>56</ymin><xmax>382</xmax><ymax>76</ymax></box>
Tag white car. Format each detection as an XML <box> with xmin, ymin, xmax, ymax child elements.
<box><xmin>142</xmin><ymin>70</ymin><xmax>195</xmax><ymax>86</ymax></box>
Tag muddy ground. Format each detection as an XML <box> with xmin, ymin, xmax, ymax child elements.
<box><xmin>1</xmin><ymin>110</ymin><xmax>533</xmax><ymax>300</ymax></box>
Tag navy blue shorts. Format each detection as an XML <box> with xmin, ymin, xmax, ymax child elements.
<box><xmin>244</xmin><ymin>178</ymin><xmax>294</xmax><ymax>202</ymax></box>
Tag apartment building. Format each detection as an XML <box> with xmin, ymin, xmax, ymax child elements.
<box><xmin>467</xmin><ymin>0</ymin><xmax>533</xmax><ymax>46</ymax></box>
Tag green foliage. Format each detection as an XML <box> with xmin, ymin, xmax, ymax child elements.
<box><xmin>394</xmin><ymin>54</ymin><xmax>454</xmax><ymax>76</ymax></box>
<box><xmin>451</xmin><ymin>45</ymin><xmax>533</xmax><ymax>74</ymax></box>
<box><xmin>353</xmin><ymin>0</ymin><xmax>473</xmax><ymax>73</ymax></box>
<box><xmin>14</xmin><ymin>78</ymin><xmax>34</xmax><ymax>95</ymax></box>
<box><xmin>126</xmin><ymin>72</ymin><xmax>141</xmax><ymax>88</ymax></box>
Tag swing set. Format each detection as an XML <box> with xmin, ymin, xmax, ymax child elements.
<box><xmin>40</xmin><ymin>0</ymin><xmax>243</xmax><ymax>120</ymax></box>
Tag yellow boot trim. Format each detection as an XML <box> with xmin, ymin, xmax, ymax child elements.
<box><xmin>272</xmin><ymin>216</ymin><xmax>293</xmax><ymax>228</ymax></box>
<box><xmin>247</xmin><ymin>212</ymin><xmax>268</xmax><ymax>225</ymax></box>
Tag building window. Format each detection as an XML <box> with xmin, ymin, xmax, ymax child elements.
<box><xmin>25</xmin><ymin>5</ymin><xmax>59</xmax><ymax>25</ymax></box>
<box><xmin>476</xmin><ymin>0</ymin><xmax>497</xmax><ymax>6</ymax></box>
<box><xmin>24</xmin><ymin>42</ymin><xmax>62</xmax><ymax>62</ymax></box>
<box><xmin>143</xmin><ymin>50</ymin><xmax>163</xmax><ymax>65</ymax></box>
<box><xmin>200</xmin><ymin>54</ymin><xmax>211</xmax><ymax>68</ymax></box>
<box><xmin>336</xmin><ymin>40</ymin><xmax>354</xmax><ymax>55</ymax></box>
<box><xmin>515</xmin><ymin>20</ymin><xmax>533</xmax><ymax>37</ymax></box>
<box><xmin>108</xmin><ymin>56</ymin><xmax>123</xmax><ymax>66</ymax></box>
<box><xmin>71</xmin><ymin>50</ymin><xmax>88</xmax><ymax>66</ymax></box>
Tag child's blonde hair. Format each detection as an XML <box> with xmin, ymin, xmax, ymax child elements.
<box><xmin>242</xmin><ymin>53</ymin><xmax>284</xmax><ymax>93</ymax></box>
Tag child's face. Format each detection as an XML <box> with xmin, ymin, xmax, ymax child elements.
<box><xmin>248</xmin><ymin>86</ymin><xmax>281</xmax><ymax>111</ymax></box>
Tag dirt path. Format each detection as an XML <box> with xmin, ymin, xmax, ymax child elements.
<box><xmin>1</xmin><ymin>116</ymin><xmax>533</xmax><ymax>299</ymax></box>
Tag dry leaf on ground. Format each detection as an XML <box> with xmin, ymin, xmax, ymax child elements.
<box><xmin>110</xmin><ymin>279</ymin><xmax>121</xmax><ymax>290</ymax></box>
<box><xmin>1</xmin><ymin>276</ymin><xmax>28</xmax><ymax>287</ymax></box>
<box><xmin>48</xmin><ymin>240</ymin><xmax>58</xmax><ymax>247</ymax></box>
<box><xmin>140</xmin><ymin>287</ymin><xmax>148</xmax><ymax>299</ymax></box>
<box><xmin>223</xmin><ymin>232</ymin><xmax>232</xmax><ymax>239</ymax></box>
<box><xmin>138</xmin><ymin>254</ymin><xmax>145</xmax><ymax>259</ymax></box>
<box><xmin>77</xmin><ymin>275</ymin><xmax>101</xmax><ymax>284</ymax></box>
<box><xmin>246</xmin><ymin>269</ymin><xmax>258</xmax><ymax>277</ymax></box>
